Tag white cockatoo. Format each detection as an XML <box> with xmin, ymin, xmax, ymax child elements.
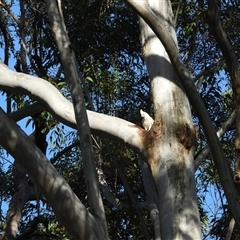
<box><xmin>140</xmin><ymin>109</ymin><xmax>154</xmax><ymax>131</ymax></box>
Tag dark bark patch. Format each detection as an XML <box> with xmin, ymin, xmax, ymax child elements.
<box><xmin>234</xmin><ymin>181</ymin><xmax>240</xmax><ymax>195</ymax></box>
<box><xmin>234</xmin><ymin>174</ymin><xmax>240</xmax><ymax>183</ymax></box>
<box><xmin>150</xmin><ymin>119</ymin><xmax>162</xmax><ymax>139</ymax></box>
<box><xmin>168</xmin><ymin>162</ymin><xmax>185</xmax><ymax>199</ymax></box>
<box><xmin>176</xmin><ymin>123</ymin><xmax>196</xmax><ymax>150</ymax></box>
<box><xmin>139</xmin><ymin>119</ymin><xmax>163</xmax><ymax>171</ymax></box>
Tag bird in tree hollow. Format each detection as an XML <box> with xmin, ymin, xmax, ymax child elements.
<box><xmin>140</xmin><ymin>109</ymin><xmax>154</xmax><ymax>131</ymax></box>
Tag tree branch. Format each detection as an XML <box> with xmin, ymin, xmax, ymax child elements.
<box><xmin>0</xmin><ymin>107</ymin><xmax>105</xmax><ymax>240</ymax></box>
<box><xmin>139</xmin><ymin>156</ymin><xmax>160</xmax><ymax>240</ymax></box>
<box><xmin>194</xmin><ymin>57</ymin><xmax>222</xmax><ymax>90</ymax></box>
<box><xmin>16</xmin><ymin>215</ymin><xmax>48</xmax><ymax>240</ymax></box>
<box><xmin>206</xmin><ymin>0</ymin><xmax>240</xmax><ymax>183</ymax></box>
<box><xmin>0</xmin><ymin>61</ymin><xmax>143</xmax><ymax>150</ymax></box>
<box><xmin>105</xmin><ymin>141</ymin><xmax>151</xmax><ymax>240</ymax></box>
<box><xmin>194</xmin><ymin>110</ymin><xmax>236</xmax><ymax>170</ymax></box>
<box><xmin>19</xmin><ymin>0</ymin><xmax>28</xmax><ymax>74</ymax></box>
<box><xmin>46</xmin><ymin>0</ymin><xmax>107</xmax><ymax>234</ymax></box>
<box><xmin>1</xmin><ymin>162</ymin><xmax>30</xmax><ymax>240</ymax></box>
<box><xmin>226</xmin><ymin>217</ymin><xmax>235</xmax><ymax>240</ymax></box>
<box><xmin>9</xmin><ymin>103</ymin><xmax>45</xmax><ymax>122</ymax></box>
<box><xmin>0</xmin><ymin>1</ymin><xmax>21</xmax><ymax>26</ymax></box>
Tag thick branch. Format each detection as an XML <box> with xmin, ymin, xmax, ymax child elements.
<box><xmin>8</xmin><ymin>103</ymin><xmax>45</xmax><ymax>122</ymax></box>
<box><xmin>0</xmin><ymin>108</ymin><xmax>105</xmax><ymax>240</ymax></box>
<box><xmin>0</xmin><ymin>61</ymin><xmax>142</xmax><ymax>150</ymax></box>
<box><xmin>125</xmin><ymin>0</ymin><xmax>240</xmax><ymax>227</ymax></box>
<box><xmin>44</xmin><ymin>1</ymin><xmax>107</xmax><ymax>230</ymax></box>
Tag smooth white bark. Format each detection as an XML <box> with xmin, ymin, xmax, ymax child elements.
<box><xmin>0</xmin><ymin>61</ymin><xmax>143</xmax><ymax>150</ymax></box>
<box><xmin>138</xmin><ymin>0</ymin><xmax>202</xmax><ymax>239</ymax></box>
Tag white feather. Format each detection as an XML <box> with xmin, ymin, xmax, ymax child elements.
<box><xmin>140</xmin><ymin>109</ymin><xmax>154</xmax><ymax>131</ymax></box>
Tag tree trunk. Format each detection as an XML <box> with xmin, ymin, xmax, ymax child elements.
<box><xmin>139</xmin><ymin>0</ymin><xmax>202</xmax><ymax>239</ymax></box>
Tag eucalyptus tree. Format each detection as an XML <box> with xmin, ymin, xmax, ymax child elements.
<box><xmin>0</xmin><ymin>0</ymin><xmax>240</xmax><ymax>240</ymax></box>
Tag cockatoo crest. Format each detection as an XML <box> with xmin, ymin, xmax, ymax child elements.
<box><xmin>140</xmin><ymin>109</ymin><xmax>154</xmax><ymax>131</ymax></box>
